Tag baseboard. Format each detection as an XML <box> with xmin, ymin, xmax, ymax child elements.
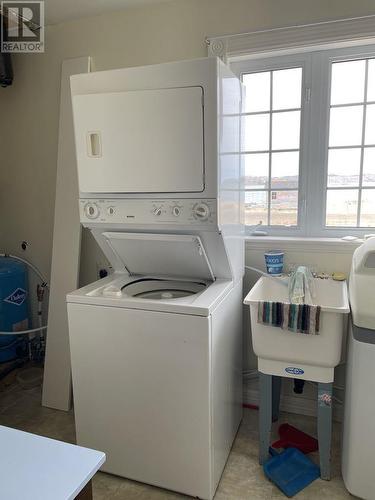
<box><xmin>243</xmin><ymin>378</ymin><xmax>343</xmax><ymax>422</ymax></box>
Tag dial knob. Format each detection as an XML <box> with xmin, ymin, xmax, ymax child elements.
<box><xmin>193</xmin><ymin>202</ymin><xmax>210</xmax><ymax>221</ymax></box>
<box><xmin>153</xmin><ymin>207</ymin><xmax>162</xmax><ymax>217</ymax></box>
<box><xmin>84</xmin><ymin>202</ymin><xmax>100</xmax><ymax>219</ymax></box>
<box><xmin>172</xmin><ymin>206</ymin><xmax>181</xmax><ymax>217</ymax></box>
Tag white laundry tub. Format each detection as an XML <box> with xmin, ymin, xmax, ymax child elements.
<box><xmin>244</xmin><ymin>277</ymin><xmax>349</xmax><ymax>383</ymax></box>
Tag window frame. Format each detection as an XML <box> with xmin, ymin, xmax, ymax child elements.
<box><xmin>231</xmin><ymin>43</ymin><xmax>375</xmax><ymax>237</ymax></box>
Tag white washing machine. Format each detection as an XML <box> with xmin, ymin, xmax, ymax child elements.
<box><xmin>67</xmin><ymin>57</ymin><xmax>244</xmax><ymax>499</ymax></box>
<box><xmin>342</xmin><ymin>238</ymin><xmax>375</xmax><ymax>500</ymax></box>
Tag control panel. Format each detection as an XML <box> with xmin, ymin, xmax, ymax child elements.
<box><xmin>80</xmin><ymin>199</ymin><xmax>217</xmax><ymax>225</ymax></box>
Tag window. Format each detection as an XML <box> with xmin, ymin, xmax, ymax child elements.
<box><xmin>242</xmin><ymin>68</ymin><xmax>302</xmax><ymax>228</ymax></box>
<box><xmin>327</xmin><ymin>58</ymin><xmax>375</xmax><ymax>228</ymax></box>
<box><xmin>231</xmin><ymin>44</ymin><xmax>375</xmax><ymax>236</ymax></box>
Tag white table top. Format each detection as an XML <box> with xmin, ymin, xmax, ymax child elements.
<box><xmin>0</xmin><ymin>425</ymin><xmax>105</xmax><ymax>500</ymax></box>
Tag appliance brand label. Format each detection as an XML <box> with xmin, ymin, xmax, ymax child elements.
<box><xmin>267</xmin><ymin>257</ymin><xmax>282</xmax><ymax>264</ymax></box>
<box><xmin>285</xmin><ymin>366</ymin><xmax>304</xmax><ymax>375</ymax></box>
<box><xmin>4</xmin><ymin>288</ymin><xmax>27</xmax><ymax>306</ymax></box>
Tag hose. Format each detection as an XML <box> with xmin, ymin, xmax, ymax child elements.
<box><xmin>0</xmin><ymin>254</ymin><xmax>49</xmax><ymax>337</ymax></box>
<box><xmin>0</xmin><ymin>326</ymin><xmax>48</xmax><ymax>335</ymax></box>
<box><xmin>0</xmin><ymin>338</ymin><xmax>22</xmax><ymax>350</ymax></box>
<box><xmin>245</xmin><ymin>265</ymin><xmax>289</xmax><ymax>287</ymax></box>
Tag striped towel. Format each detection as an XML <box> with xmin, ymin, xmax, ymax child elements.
<box><xmin>257</xmin><ymin>301</ymin><xmax>321</xmax><ymax>335</ymax></box>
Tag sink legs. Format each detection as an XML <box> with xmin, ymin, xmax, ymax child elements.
<box><xmin>317</xmin><ymin>382</ymin><xmax>333</xmax><ymax>480</ymax></box>
<box><xmin>259</xmin><ymin>374</ymin><xmax>282</xmax><ymax>464</ymax></box>
<box><xmin>258</xmin><ymin>372</ymin><xmax>333</xmax><ymax>480</ymax></box>
<box><xmin>272</xmin><ymin>375</ymin><xmax>282</xmax><ymax>422</ymax></box>
<box><xmin>259</xmin><ymin>372</ymin><xmax>273</xmax><ymax>465</ymax></box>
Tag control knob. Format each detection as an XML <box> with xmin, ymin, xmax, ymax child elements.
<box><xmin>193</xmin><ymin>202</ymin><xmax>210</xmax><ymax>221</ymax></box>
<box><xmin>84</xmin><ymin>202</ymin><xmax>100</xmax><ymax>219</ymax></box>
<box><xmin>172</xmin><ymin>206</ymin><xmax>181</xmax><ymax>217</ymax></box>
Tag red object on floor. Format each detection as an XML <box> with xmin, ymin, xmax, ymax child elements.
<box><xmin>243</xmin><ymin>403</ymin><xmax>259</xmax><ymax>410</ymax></box>
<box><xmin>272</xmin><ymin>423</ymin><xmax>319</xmax><ymax>454</ymax></box>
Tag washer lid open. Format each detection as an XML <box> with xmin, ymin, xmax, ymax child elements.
<box><xmin>103</xmin><ymin>232</ymin><xmax>215</xmax><ymax>281</ymax></box>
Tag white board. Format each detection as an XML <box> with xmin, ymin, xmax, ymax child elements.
<box><xmin>42</xmin><ymin>57</ymin><xmax>90</xmax><ymax>411</ymax></box>
<box><xmin>0</xmin><ymin>425</ymin><xmax>105</xmax><ymax>500</ymax></box>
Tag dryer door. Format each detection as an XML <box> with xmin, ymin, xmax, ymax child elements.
<box><xmin>102</xmin><ymin>232</ymin><xmax>215</xmax><ymax>282</ymax></box>
<box><xmin>72</xmin><ymin>87</ymin><xmax>204</xmax><ymax>194</ymax></box>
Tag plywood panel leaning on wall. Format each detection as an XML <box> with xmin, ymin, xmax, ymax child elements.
<box><xmin>42</xmin><ymin>56</ymin><xmax>91</xmax><ymax>411</ymax></box>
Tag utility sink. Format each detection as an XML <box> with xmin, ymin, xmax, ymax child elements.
<box><xmin>244</xmin><ymin>277</ymin><xmax>350</xmax><ymax>383</ymax></box>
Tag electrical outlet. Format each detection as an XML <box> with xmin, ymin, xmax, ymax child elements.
<box><xmin>99</xmin><ymin>268</ymin><xmax>108</xmax><ymax>279</ymax></box>
<box><xmin>96</xmin><ymin>262</ymin><xmax>112</xmax><ymax>280</ymax></box>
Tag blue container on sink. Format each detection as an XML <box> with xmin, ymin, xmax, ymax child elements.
<box><xmin>265</xmin><ymin>250</ymin><xmax>284</xmax><ymax>276</ymax></box>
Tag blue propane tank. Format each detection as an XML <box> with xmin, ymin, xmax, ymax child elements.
<box><xmin>0</xmin><ymin>257</ymin><xmax>29</xmax><ymax>362</ymax></box>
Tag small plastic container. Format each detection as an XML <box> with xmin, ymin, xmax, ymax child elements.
<box><xmin>264</xmin><ymin>251</ymin><xmax>284</xmax><ymax>276</ymax></box>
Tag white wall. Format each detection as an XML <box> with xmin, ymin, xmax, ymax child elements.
<box><xmin>0</xmin><ymin>0</ymin><xmax>372</xmax><ymax>414</ymax></box>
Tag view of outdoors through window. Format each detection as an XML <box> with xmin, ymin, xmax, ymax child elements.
<box><xmin>326</xmin><ymin>58</ymin><xmax>375</xmax><ymax>227</ymax></box>
<box><xmin>241</xmin><ymin>67</ymin><xmax>302</xmax><ymax>227</ymax></box>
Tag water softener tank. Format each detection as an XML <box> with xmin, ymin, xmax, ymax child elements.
<box><xmin>0</xmin><ymin>257</ymin><xmax>29</xmax><ymax>362</ymax></box>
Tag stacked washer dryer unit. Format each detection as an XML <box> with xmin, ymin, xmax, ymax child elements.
<box><xmin>67</xmin><ymin>57</ymin><xmax>244</xmax><ymax>499</ymax></box>
<box><xmin>342</xmin><ymin>237</ymin><xmax>375</xmax><ymax>500</ymax></box>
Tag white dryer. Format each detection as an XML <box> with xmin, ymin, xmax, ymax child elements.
<box><xmin>67</xmin><ymin>57</ymin><xmax>244</xmax><ymax>499</ymax></box>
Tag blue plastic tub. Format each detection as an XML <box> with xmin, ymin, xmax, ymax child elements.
<box><xmin>264</xmin><ymin>447</ymin><xmax>320</xmax><ymax>497</ymax></box>
<box><xmin>0</xmin><ymin>257</ymin><xmax>29</xmax><ymax>362</ymax></box>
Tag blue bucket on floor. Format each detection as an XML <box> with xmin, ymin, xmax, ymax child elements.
<box><xmin>264</xmin><ymin>447</ymin><xmax>320</xmax><ymax>497</ymax></box>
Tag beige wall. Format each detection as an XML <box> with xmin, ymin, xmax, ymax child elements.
<box><xmin>1</xmin><ymin>0</ymin><xmax>375</xmax><ymax>279</ymax></box>
<box><xmin>0</xmin><ymin>0</ymin><xmax>371</xmax><ymax>406</ymax></box>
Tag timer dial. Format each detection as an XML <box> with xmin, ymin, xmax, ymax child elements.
<box><xmin>192</xmin><ymin>203</ymin><xmax>210</xmax><ymax>221</ymax></box>
<box><xmin>84</xmin><ymin>202</ymin><xmax>100</xmax><ymax>219</ymax></box>
<box><xmin>172</xmin><ymin>206</ymin><xmax>181</xmax><ymax>217</ymax></box>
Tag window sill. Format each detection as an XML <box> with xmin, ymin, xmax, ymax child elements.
<box><xmin>245</xmin><ymin>235</ymin><xmax>363</xmax><ymax>254</ymax></box>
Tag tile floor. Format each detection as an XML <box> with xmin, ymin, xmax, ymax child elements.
<box><xmin>0</xmin><ymin>381</ymin><xmax>352</xmax><ymax>499</ymax></box>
